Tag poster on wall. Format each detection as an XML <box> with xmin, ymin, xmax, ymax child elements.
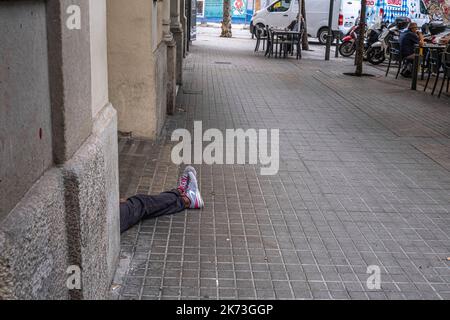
<box><xmin>366</xmin><ymin>0</ymin><xmax>383</xmax><ymax>26</ymax></box>
<box><xmin>364</xmin><ymin>0</ymin><xmax>449</xmax><ymax>25</ymax></box>
<box><xmin>386</xmin><ymin>0</ymin><xmax>403</xmax><ymax>7</ymax></box>
<box><xmin>422</xmin><ymin>0</ymin><xmax>450</xmax><ymax>23</ymax></box>
<box><xmin>232</xmin><ymin>0</ymin><xmax>248</xmax><ymax>18</ymax></box>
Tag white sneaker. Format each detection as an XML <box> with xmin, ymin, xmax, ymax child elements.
<box><xmin>185</xmin><ymin>171</ymin><xmax>204</xmax><ymax>209</ymax></box>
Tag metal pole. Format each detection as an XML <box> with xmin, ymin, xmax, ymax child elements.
<box><xmin>325</xmin><ymin>0</ymin><xmax>334</xmax><ymax>61</ymax></box>
<box><xmin>247</xmin><ymin>0</ymin><xmax>251</xmax><ymax>25</ymax></box>
<box><xmin>335</xmin><ymin>31</ymin><xmax>339</xmax><ymax>58</ymax></box>
<box><xmin>411</xmin><ymin>46</ymin><xmax>419</xmax><ymax>90</ymax></box>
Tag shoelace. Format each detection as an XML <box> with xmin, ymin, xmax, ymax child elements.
<box><xmin>179</xmin><ymin>176</ymin><xmax>189</xmax><ymax>191</ymax></box>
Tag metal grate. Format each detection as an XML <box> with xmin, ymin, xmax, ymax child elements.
<box><xmin>182</xmin><ymin>89</ymin><xmax>203</xmax><ymax>95</ymax></box>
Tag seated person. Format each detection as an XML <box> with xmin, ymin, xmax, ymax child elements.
<box><xmin>286</xmin><ymin>13</ymin><xmax>302</xmax><ymax>32</ymax></box>
<box><xmin>287</xmin><ymin>20</ymin><xmax>299</xmax><ymax>32</ymax></box>
<box><xmin>400</xmin><ymin>22</ymin><xmax>424</xmax><ymax>61</ymax></box>
<box><xmin>284</xmin><ymin>14</ymin><xmax>304</xmax><ymax>54</ymax></box>
<box><xmin>120</xmin><ymin>166</ymin><xmax>203</xmax><ymax>233</ymax></box>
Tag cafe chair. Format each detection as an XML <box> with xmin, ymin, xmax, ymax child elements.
<box><xmin>424</xmin><ymin>48</ymin><xmax>442</xmax><ymax>95</ymax></box>
<box><xmin>295</xmin><ymin>25</ymin><xmax>305</xmax><ymax>60</ymax></box>
<box><xmin>385</xmin><ymin>40</ymin><xmax>404</xmax><ymax>79</ymax></box>
<box><xmin>438</xmin><ymin>51</ymin><xmax>450</xmax><ymax>98</ymax></box>
<box><xmin>279</xmin><ymin>35</ymin><xmax>294</xmax><ymax>58</ymax></box>
<box><xmin>265</xmin><ymin>25</ymin><xmax>274</xmax><ymax>58</ymax></box>
<box><xmin>254</xmin><ymin>25</ymin><xmax>267</xmax><ymax>52</ymax></box>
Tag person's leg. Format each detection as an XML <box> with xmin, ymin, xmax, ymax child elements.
<box><xmin>120</xmin><ymin>189</ymin><xmax>186</xmax><ymax>233</ymax></box>
<box><xmin>120</xmin><ymin>166</ymin><xmax>201</xmax><ymax>233</ymax></box>
<box><xmin>405</xmin><ymin>53</ymin><xmax>415</xmax><ymax>61</ymax></box>
<box><xmin>400</xmin><ymin>55</ymin><xmax>415</xmax><ymax>78</ymax></box>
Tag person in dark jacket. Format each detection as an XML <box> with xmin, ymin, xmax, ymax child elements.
<box><xmin>119</xmin><ymin>166</ymin><xmax>203</xmax><ymax>233</ymax></box>
<box><xmin>400</xmin><ymin>22</ymin><xmax>425</xmax><ymax>60</ymax></box>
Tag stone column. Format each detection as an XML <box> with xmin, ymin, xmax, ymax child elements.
<box><xmin>107</xmin><ymin>0</ymin><xmax>166</xmax><ymax>138</ymax></box>
<box><xmin>179</xmin><ymin>0</ymin><xmax>187</xmax><ymax>57</ymax></box>
<box><xmin>164</xmin><ymin>0</ymin><xmax>177</xmax><ymax>115</ymax></box>
<box><xmin>47</xmin><ymin>0</ymin><xmax>119</xmax><ymax>300</ymax></box>
<box><xmin>163</xmin><ymin>0</ymin><xmax>173</xmax><ymax>42</ymax></box>
<box><xmin>171</xmin><ymin>0</ymin><xmax>184</xmax><ymax>85</ymax></box>
<box><xmin>88</xmin><ymin>0</ymin><xmax>120</xmax><ymax>290</ymax></box>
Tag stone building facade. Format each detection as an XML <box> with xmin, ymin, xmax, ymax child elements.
<box><xmin>0</xmin><ymin>0</ymin><xmax>187</xmax><ymax>299</ymax></box>
<box><xmin>107</xmin><ymin>0</ymin><xmax>187</xmax><ymax>138</ymax></box>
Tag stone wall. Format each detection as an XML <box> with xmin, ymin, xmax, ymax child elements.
<box><xmin>0</xmin><ymin>0</ymin><xmax>119</xmax><ymax>300</ymax></box>
<box><xmin>0</xmin><ymin>0</ymin><xmax>184</xmax><ymax>299</ymax></box>
<box><xmin>0</xmin><ymin>169</ymin><xmax>68</xmax><ymax>299</ymax></box>
<box><xmin>89</xmin><ymin>0</ymin><xmax>120</xmax><ymax>283</ymax></box>
<box><xmin>0</xmin><ymin>1</ymin><xmax>53</xmax><ymax>220</ymax></box>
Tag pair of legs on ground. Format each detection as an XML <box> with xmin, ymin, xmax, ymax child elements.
<box><xmin>120</xmin><ymin>190</ymin><xmax>186</xmax><ymax>233</ymax></box>
<box><xmin>386</xmin><ymin>54</ymin><xmax>414</xmax><ymax>79</ymax></box>
<box><xmin>119</xmin><ymin>166</ymin><xmax>203</xmax><ymax>233</ymax></box>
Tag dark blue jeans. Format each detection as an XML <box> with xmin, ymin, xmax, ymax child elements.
<box><xmin>120</xmin><ymin>189</ymin><xmax>185</xmax><ymax>233</ymax></box>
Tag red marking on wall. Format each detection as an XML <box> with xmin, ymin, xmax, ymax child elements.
<box><xmin>39</xmin><ymin>128</ymin><xmax>43</xmax><ymax>140</ymax></box>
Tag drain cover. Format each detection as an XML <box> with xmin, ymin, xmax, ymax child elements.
<box><xmin>182</xmin><ymin>89</ymin><xmax>203</xmax><ymax>95</ymax></box>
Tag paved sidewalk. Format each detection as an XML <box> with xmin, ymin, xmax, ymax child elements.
<box><xmin>113</xmin><ymin>28</ymin><xmax>450</xmax><ymax>300</ymax></box>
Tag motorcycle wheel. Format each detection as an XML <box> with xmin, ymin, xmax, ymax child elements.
<box><xmin>367</xmin><ymin>47</ymin><xmax>385</xmax><ymax>65</ymax></box>
<box><xmin>339</xmin><ymin>41</ymin><xmax>356</xmax><ymax>57</ymax></box>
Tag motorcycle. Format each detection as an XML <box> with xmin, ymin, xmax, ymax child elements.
<box><xmin>367</xmin><ymin>21</ymin><xmax>387</xmax><ymax>49</ymax></box>
<box><xmin>339</xmin><ymin>19</ymin><xmax>384</xmax><ymax>58</ymax></box>
<box><xmin>366</xmin><ymin>17</ymin><xmax>411</xmax><ymax>65</ymax></box>
<box><xmin>339</xmin><ymin>23</ymin><xmax>359</xmax><ymax>57</ymax></box>
<box><xmin>422</xmin><ymin>21</ymin><xmax>450</xmax><ymax>45</ymax></box>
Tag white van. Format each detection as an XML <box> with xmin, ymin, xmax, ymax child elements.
<box><xmin>339</xmin><ymin>0</ymin><xmax>361</xmax><ymax>36</ymax></box>
<box><xmin>305</xmin><ymin>0</ymin><xmax>341</xmax><ymax>44</ymax></box>
<box><xmin>250</xmin><ymin>0</ymin><xmax>342</xmax><ymax>45</ymax></box>
<box><xmin>251</xmin><ymin>0</ymin><xmax>300</xmax><ymax>32</ymax></box>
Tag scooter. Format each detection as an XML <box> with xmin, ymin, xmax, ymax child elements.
<box><xmin>367</xmin><ymin>21</ymin><xmax>387</xmax><ymax>49</ymax></box>
<box><xmin>339</xmin><ymin>19</ymin><xmax>383</xmax><ymax>58</ymax></box>
<box><xmin>422</xmin><ymin>21</ymin><xmax>449</xmax><ymax>44</ymax></box>
<box><xmin>366</xmin><ymin>17</ymin><xmax>411</xmax><ymax>65</ymax></box>
<box><xmin>339</xmin><ymin>22</ymin><xmax>359</xmax><ymax>57</ymax></box>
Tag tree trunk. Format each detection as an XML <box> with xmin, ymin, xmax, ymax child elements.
<box><xmin>301</xmin><ymin>0</ymin><xmax>309</xmax><ymax>50</ymax></box>
<box><xmin>355</xmin><ymin>0</ymin><xmax>367</xmax><ymax>76</ymax></box>
<box><xmin>221</xmin><ymin>0</ymin><xmax>232</xmax><ymax>38</ymax></box>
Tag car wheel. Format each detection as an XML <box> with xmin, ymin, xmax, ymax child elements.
<box><xmin>318</xmin><ymin>28</ymin><xmax>331</xmax><ymax>45</ymax></box>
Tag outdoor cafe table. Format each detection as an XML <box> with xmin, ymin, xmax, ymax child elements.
<box><xmin>269</xmin><ymin>29</ymin><xmax>299</xmax><ymax>58</ymax></box>
<box><xmin>411</xmin><ymin>43</ymin><xmax>447</xmax><ymax>90</ymax></box>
